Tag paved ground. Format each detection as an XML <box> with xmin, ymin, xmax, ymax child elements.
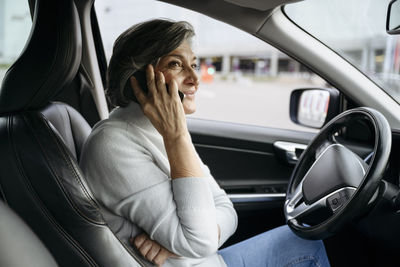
<box><xmin>190</xmin><ymin>75</ymin><xmax>324</xmax><ymax>132</ymax></box>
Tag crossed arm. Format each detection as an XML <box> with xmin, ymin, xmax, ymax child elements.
<box><xmin>132</xmin><ymin>226</ymin><xmax>221</xmax><ymax>266</ymax></box>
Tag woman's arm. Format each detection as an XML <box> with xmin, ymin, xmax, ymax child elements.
<box><xmin>130</xmin><ymin>64</ymin><xmax>204</xmax><ymax>179</ymax></box>
<box><xmin>81</xmin><ymin>65</ymin><xmax>229</xmax><ymax>258</ymax></box>
<box><xmin>131</xmin><ymin>66</ymin><xmax>237</xmax><ymax>247</ymax></box>
<box><xmin>80</xmin><ymin>129</ymin><xmax>219</xmax><ymax>258</ymax></box>
<box><xmin>201</xmin><ymin>165</ymin><xmax>238</xmax><ymax>246</ymax></box>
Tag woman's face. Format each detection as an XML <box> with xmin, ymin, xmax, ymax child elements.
<box><xmin>155</xmin><ymin>40</ymin><xmax>199</xmax><ymax>115</ymax></box>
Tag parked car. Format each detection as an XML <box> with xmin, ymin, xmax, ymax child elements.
<box><xmin>0</xmin><ymin>0</ymin><xmax>399</xmax><ymax>266</ymax></box>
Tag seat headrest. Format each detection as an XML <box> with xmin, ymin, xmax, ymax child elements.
<box><xmin>0</xmin><ymin>0</ymin><xmax>82</xmax><ymax>114</ymax></box>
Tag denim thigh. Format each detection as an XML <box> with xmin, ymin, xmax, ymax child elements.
<box><xmin>218</xmin><ymin>225</ymin><xmax>330</xmax><ymax>267</ymax></box>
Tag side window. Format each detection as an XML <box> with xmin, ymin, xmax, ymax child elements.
<box><xmin>0</xmin><ymin>0</ymin><xmax>32</xmax><ymax>85</ymax></box>
<box><xmin>95</xmin><ymin>0</ymin><xmax>327</xmax><ymax>132</ymax></box>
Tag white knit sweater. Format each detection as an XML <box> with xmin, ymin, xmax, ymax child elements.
<box><xmin>79</xmin><ymin>102</ymin><xmax>237</xmax><ymax>267</ymax></box>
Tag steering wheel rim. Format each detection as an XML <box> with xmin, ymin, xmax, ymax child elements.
<box><xmin>284</xmin><ymin>107</ymin><xmax>391</xmax><ymax>240</ymax></box>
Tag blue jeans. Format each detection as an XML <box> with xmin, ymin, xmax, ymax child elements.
<box><xmin>219</xmin><ymin>225</ymin><xmax>330</xmax><ymax>267</ymax></box>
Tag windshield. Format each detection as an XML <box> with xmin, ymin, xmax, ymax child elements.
<box><xmin>285</xmin><ymin>0</ymin><xmax>400</xmax><ymax>104</ymax></box>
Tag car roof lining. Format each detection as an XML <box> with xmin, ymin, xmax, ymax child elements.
<box><xmin>159</xmin><ymin>0</ymin><xmax>274</xmax><ymax>34</ymax></box>
<box><xmin>223</xmin><ymin>0</ymin><xmax>302</xmax><ymax>11</ymax></box>
<box><xmin>158</xmin><ymin>0</ymin><xmax>302</xmax><ymax>33</ymax></box>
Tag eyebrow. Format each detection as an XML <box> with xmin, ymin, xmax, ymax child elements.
<box><xmin>165</xmin><ymin>54</ymin><xmax>197</xmax><ymax>61</ymax></box>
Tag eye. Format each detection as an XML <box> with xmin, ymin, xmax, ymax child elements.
<box><xmin>168</xmin><ymin>61</ymin><xmax>182</xmax><ymax>69</ymax></box>
<box><xmin>191</xmin><ymin>63</ymin><xmax>199</xmax><ymax>70</ymax></box>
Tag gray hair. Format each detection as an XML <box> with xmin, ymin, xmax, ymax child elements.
<box><xmin>107</xmin><ymin>19</ymin><xmax>195</xmax><ymax>107</ymax></box>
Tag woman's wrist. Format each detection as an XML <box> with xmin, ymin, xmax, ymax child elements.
<box><xmin>163</xmin><ymin>130</ymin><xmax>191</xmax><ymax>147</ymax></box>
<box><xmin>163</xmin><ymin>134</ymin><xmax>204</xmax><ymax>179</ymax></box>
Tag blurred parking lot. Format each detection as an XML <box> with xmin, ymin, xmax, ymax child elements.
<box><xmin>191</xmin><ymin>75</ymin><xmax>323</xmax><ymax>132</ymax></box>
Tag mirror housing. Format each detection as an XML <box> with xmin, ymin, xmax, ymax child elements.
<box><xmin>290</xmin><ymin>88</ymin><xmax>340</xmax><ymax>129</ymax></box>
<box><xmin>387</xmin><ymin>0</ymin><xmax>400</xmax><ymax>34</ymax></box>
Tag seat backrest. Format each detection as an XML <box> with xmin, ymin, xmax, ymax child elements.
<box><xmin>0</xmin><ymin>200</ymin><xmax>58</xmax><ymax>267</ymax></box>
<box><xmin>41</xmin><ymin>101</ymin><xmax>91</xmax><ymax>161</ymax></box>
<box><xmin>0</xmin><ymin>0</ymin><xmax>146</xmax><ymax>266</ymax></box>
<box><xmin>55</xmin><ymin>64</ymin><xmax>102</xmax><ymax>127</ymax></box>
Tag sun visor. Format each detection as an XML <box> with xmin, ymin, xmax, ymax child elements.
<box><xmin>223</xmin><ymin>0</ymin><xmax>303</xmax><ymax>11</ymax></box>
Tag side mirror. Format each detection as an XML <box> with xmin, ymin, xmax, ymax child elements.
<box><xmin>290</xmin><ymin>88</ymin><xmax>340</xmax><ymax>129</ymax></box>
<box><xmin>387</xmin><ymin>0</ymin><xmax>400</xmax><ymax>34</ymax></box>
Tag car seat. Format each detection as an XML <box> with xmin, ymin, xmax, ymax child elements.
<box><xmin>0</xmin><ymin>200</ymin><xmax>58</xmax><ymax>267</ymax></box>
<box><xmin>0</xmin><ymin>0</ymin><xmax>146</xmax><ymax>266</ymax></box>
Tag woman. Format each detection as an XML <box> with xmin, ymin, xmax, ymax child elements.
<box><xmin>79</xmin><ymin>19</ymin><xmax>330</xmax><ymax>267</ymax></box>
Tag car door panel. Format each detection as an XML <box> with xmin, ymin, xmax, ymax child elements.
<box><xmin>188</xmin><ymin>118</ymin><xmax>316</xmax><ymax>244</ymax></box>
<box><xmin>188</xmin><ymin>118</ymin><xmax>315</xmax><ymax>189</ymax></box>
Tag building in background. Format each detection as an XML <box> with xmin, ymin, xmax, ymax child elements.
<box><xmin>0</xmin><ymin>0</ymin><xmax>31</xmax><ymax>65</ymax></box>
<box><xmin>94</xmin><ymin>0</ymin><xmax>395</xmax><ymax>83</ymax></box>
<box><xmin>1</xmin><ymin>0</ymin><xmax>398</xmax><ymax>94</ymax></box>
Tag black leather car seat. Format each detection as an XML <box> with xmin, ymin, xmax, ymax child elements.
<box><xmin>0</xmin><ymin>0</ymin><xmax>145</xmax><ymax>266</ymax></box>
<box><xmin>0</xmin><ymin>200</ymin><xmax>58</xmax><ymax>267</ymax></box>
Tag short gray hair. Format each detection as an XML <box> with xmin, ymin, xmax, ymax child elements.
<box><xmin>107</xmin><ymin>19</ymin><xmax>195</xmax><ymax>107</ymax></box>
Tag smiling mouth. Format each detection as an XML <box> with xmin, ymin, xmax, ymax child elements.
<box><xmin>183</xmin><ymin>90</ymin><xmax>196</xmax><ymax>98</ymax></box>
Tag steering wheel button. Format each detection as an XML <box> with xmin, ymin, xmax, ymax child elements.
<box><xmin>339</xmin><ymin>190</ymin><xmax>351</xmax><ymax>201</ymax></box>
<box><xmin>327</xmin><ymin>193</ymin><xmax>343</xmax><ymax>212</ymax></box>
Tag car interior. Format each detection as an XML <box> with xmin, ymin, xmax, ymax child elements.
<box><xmin>0</xmin><ymin>0</ymin><xmax>400</xmax><ymax>266</ymax></box>
<box><xmin>0</xmin><ymin>200</ymin><xmax>58</xmax><ymax>267</ymax></box>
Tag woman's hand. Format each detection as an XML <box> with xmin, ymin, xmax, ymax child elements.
<box><xmin>131</xmin><ymin>233</ymin><xmax>179</xmax><ymax>266</ymax></box>
<box><xmin>130</xmin><ymin>64</ymin><xmax>189</xmax><ymax>141</ymax></box>
<box><xmin>131</xmin><ymin>64</ymin><xmax>204</xmax><ymax>178</ymax></box>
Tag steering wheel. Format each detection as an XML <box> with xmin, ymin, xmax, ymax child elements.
<box><xmin>284</xmin><ymin>107</ymin><xmax>391</xmax><ymax>240</ymax></box>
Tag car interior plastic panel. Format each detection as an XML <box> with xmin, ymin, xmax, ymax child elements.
<box><xmin>0</xmin><ymin>0</ymin><xmax>145</xmax><ymax>266</ymax></box>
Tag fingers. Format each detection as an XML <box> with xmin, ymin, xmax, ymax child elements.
<box><xmin>130</xmin><ymin>76</ymin><xmax>147</xmax><ymax>105</ymax></box>
<box><xmin>145</xmin><ymin>64</ymin><xmax>157</xmax><ymax>96</ymax></box>
<box><xmin>145</xmin><ymin>65</ymin><xmax>170</xmax><ymax>100</ymax></box>
<box><xmin>133</xmin><ymin>233</ymin><xmax>147</xmax><ymax>248</ymax></box>
<box><xmin>131</xmin><ymin>233</ymin><xmax>176</xmax><ymax>266</ymax></box>
<box><xmin>153</xmin><ymin>247</ymin><xmax>170</xmax><ymax>267</ymax></box>
<box><xmin>132</xmin><ymin>233</ymin><xmax>153</xmax><ymax>257</ymax></box>
<box><xmin>167</xmin><ymin>79</ymin><xmax>180</xmax><ymax>100</ymax></box>
<box><xmin>140</xmin><ymin>239</ymin><xmax>153</xmax><ymax>256</ymax></box>
<box><xmin>135</xmin><ymin>65</ymin><xmax>179</xmax><ymax>102</ymax></box>
<box><xmin>155</xmin><ymin>71</ymin><xmax>168</xmax><ymax>98</ymax></box>
<box><xmin>145</xmin><ymin>243</ymin><xmax>161</xmax><ymax>262</ymax></box>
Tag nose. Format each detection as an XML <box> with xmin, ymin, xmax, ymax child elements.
<box><xmin>184</xmin><ymin>67</ymin><xmax>199</xmax><ymax>87</ymax></box>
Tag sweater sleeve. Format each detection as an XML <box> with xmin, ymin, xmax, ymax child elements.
<box><xmin>201</xmin><ymin>164</ymin><xmax>238</xmax><ymax>247</ymax></box>
<box><xmin>80</xmin><ymin>127</ymin><xmax>219</xmax><ymax>258</ymax></box>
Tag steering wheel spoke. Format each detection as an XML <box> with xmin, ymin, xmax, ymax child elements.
<box><xmin>286</xmin><ymin>186</ymin><xmax>357</xmax><ymax>222</ymax></box>
<box><xmin>286</xmin><ymin>198</ymin><xmax>322</xmax><ymax>222</ymax></box>
<box><xmin>285</xmin><ymin>180</ymin><xmax>306</xmax><ymax>220</ymax></box>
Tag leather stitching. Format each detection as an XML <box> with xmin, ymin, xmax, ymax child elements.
<box><xmin>49</xmin><ymin>121</ymin><xmax>100</xmax><ymax>212</ymax></box>
<box><xmin>64</xmin><ymin>105</ymin><xmax>79</xmax><ymax>159</ymax></box>
<box><xmin>33</xmin><ymin>113</ymin><xmax>103</xmax><ymax>224</ymax></box>
<box><xmin>10</xmin><ymin>114</ymin><xmax>97</xmax><ymax>267</ymax></box>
